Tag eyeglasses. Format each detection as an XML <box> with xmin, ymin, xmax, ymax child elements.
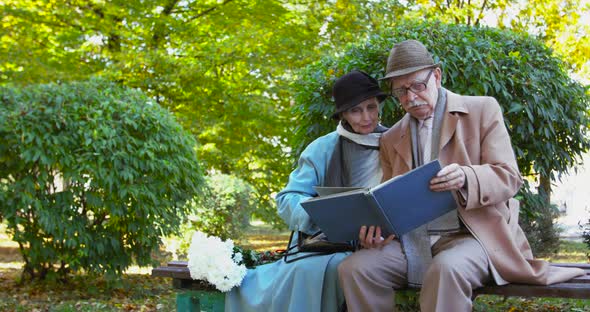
<box><xmin>390</xmin><ymin>70</ymin><xmax>434</xmax><ymax>99</ymax></box>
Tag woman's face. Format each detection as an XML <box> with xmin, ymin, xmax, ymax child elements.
<box><xmin>341</xmin><ymin>97</ymin><xmax>380</xmax><ymax>134</ymax></box>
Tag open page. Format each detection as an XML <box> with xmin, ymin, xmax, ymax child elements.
<box><xmin>313</xmin><ymin>186</ymin><xmax>364</xmax><ymax>197</ymax></box>
<box><xmin>369</xmin><ymin>159</ymin><xmax>457</xmax><ymax>237</ymax></box>
<box><xmin>301</xmin><ymin>189</ymin><xmax>387</xmax><ymax>242</ymax></box>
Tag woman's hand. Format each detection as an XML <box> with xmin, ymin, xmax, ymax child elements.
<box><xmin>430</xmin><ymin>163</ymin><xmax>465</xmax><ymax>192</ymax></box>
<box><xmin>359</xmin><ymin>225</ymin><xmax>395</xmax><ymax>249</ymax></box>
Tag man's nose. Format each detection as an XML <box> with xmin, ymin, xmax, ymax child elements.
<box><xmin>407</xmin><ymin>89</ymin><xmax>419</xmax><ymax>100</ymax></box>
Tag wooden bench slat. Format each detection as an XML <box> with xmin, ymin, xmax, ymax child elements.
<box><xmin>163</xmin><ymin>261</ymin><xmax>590</xmax><ymax>269</ymax></box>
<box><xmin>152</xmin><ymin>261</ymin><xmax>590</xmax><ymax>300</ymax></box>
<box><xmin>152</xmin><ymin>266</ymin><xmax>192</xmax><ymax>280</ymax></box>
<box><xmin>552</xmin><ymin>262</ymin><xmax>590</xmax><ymax>270</ymax></box>
<box><xmin>167</xmin><ymin>260</ymin><xmax>188</xmax><ymax>267</ymax></box>
<box><xmin>153</xmin><ymin>262</ymin><xmax>590</xmax><ymax>283</ymax></box>
<box><xmin>571</xmin><ymin>273</ymin><xmax>589</xmax><ymax>284</ymax></box>
<box><xmin>474</xmin><ymin>283</ymin><xmax>590</xmax><ymax>299</ymax></box>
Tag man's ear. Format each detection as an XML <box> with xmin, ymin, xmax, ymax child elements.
<box><xmin>434</xmin><ymin>67</ymin><xmax>443</xmax><ymax>87</ymax></box>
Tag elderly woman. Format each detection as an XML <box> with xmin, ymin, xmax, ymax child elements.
<box><xmin>225</xmin><ymin>70</ymin><xmax>388</xmax><ymax>312</ymax></box>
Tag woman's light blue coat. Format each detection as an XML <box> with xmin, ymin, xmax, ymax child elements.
<box><xmin>225</xmin><ymin>131</ymin><xmax>351</xmax><ymax>312</ymax></box>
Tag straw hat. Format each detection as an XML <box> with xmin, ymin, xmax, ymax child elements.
<box><xmin>381</xmin><ymin>40</ymin><xmax>440</xmax><ymax>80</ymax></box>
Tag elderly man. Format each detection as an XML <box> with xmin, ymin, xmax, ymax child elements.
<box><xmin>337</xmin><ymin>39</ymin><xmax>585</xmax><ymax>312</ymax></box>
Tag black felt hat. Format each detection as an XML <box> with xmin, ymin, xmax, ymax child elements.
<box><xmin>332</xmin><ymin>70</ymin><xmax>388</xmax><ymax>119</ymax></box>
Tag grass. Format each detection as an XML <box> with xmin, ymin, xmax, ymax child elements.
<box><xmin>235</xmin><ymin>221</ymin><xmax>291</xmax><ymax>251</ymax></box>
<box><xmin>0</xmin><ymin>222</ymin><xmax>588</xmax><ymax>311</ymax></box>
<box><xmin>543</xmin><ymin>240</ymin><xmax>589</xmax><ymax>263</ymax></box>
<box><xmin>0</xmin><ymin>222</ymin><xmax>290</xmax><ymax>312</ymax></box>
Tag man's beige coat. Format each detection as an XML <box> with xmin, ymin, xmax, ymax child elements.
<box><xmin>379</xmin><ymin>90</ymin><xmax>584</xmax><ymax>285</ymax></box>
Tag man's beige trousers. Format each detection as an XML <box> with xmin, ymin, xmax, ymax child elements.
<box><xmin>338</xmin><ymin>233</ymin><xmax>490</xmax><ymax>312</ymax></box>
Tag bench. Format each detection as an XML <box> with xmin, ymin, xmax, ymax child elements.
<box><xmin>471</xmin><ymin>262</ymin><xmax>590</xmax><ymax>299</ymax></box>
<box><xmin>152</xmin><ymin>261</ymin><xmax>590</xmax><ymax>311</ymax></box>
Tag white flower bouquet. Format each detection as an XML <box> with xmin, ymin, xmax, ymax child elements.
<box><xmin>187</xmin><ymin>231</ymin><xmax>248</xmax><ymax>292</ymax></box>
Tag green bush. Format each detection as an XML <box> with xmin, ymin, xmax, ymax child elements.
<box><xmin>291</xmin><ymin>20</ymin><xmax>589</xmax><ymax>178</ymax></box>
<box><xmin>168</xmin><ymin>172</ymin><xmax>255</xmax><ymax>259</ymax></box>
<box><xmin>186</xmin><ymin>172</ymin><xmax>254</xmax><ymax>240</ymax></box>
<box><xmin>518</xmin><ymin>182</ymin><xmax>562</xmax><ymax>257</ymax></box>
<box><xmin>290</xmin><ymin>19</ymin><xmax>589</xmax><ymax>247</ymax></box>
<box><xmin>0</xmin><ymin>78</ymin><xmax>203</xmax><ymax>279</ymax></box>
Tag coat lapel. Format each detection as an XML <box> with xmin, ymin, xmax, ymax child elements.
<box><xmin>439</xmin><ymin>91</ymin><xmax>467</xmax><ymax>152</ymax></box>
<box><xmin>392</xmin><ymin>114</ymin><xmax>413</xmax><ymax>170</ymax></box>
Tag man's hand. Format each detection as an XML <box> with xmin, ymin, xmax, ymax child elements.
<box><xmin>359</xmin><ymin>225</ymin><xmax>395</xmax><ymax>249</ymax></box>
<box><xmin>430</xmin><ymin>163</ymin><xmax>465</xmax><ymax>192</ymax></box>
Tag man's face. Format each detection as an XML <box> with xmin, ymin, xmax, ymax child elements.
<box><xmin>390</xmin><ymin>68</ymin><xmax>441</xmax><ymax>120</ymax></box>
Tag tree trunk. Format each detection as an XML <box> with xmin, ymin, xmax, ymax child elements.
<box><xmin>538</xmin><ymin>173</ymin><xmax>552</xmax><ymax>205</ymax></box>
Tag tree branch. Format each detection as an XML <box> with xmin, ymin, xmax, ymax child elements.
<box><xmin>474</xmin><ymin>0</ymin><xmax>489</xmax><ymax>26</ymax></box>
<box><xmin>152</xmin><ymin>0</ymin><xmax>180</xmax><ymax>47</ymax></box>
<box><xmin>186</xmin><ymin>0</ymin><xmax>237</xmax><ymax>22</ymax></box>
<box><xmin>467</xmin><ymin>0</ymin><xmax>472</xmax><ymax>25</ymax></box>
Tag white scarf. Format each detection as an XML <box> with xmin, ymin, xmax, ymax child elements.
<box><xmin>331</xmin><ymin>121</ymin><xmax>384</xmax><ymax>188</ymax></box>
<box><xmin>336</xmin><ymin>121</ymin><xmax>382</xmax><ymax>147</ymax></box>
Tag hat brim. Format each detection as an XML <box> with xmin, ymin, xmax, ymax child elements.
<box><xmin>379</xmin><ymin>63</ymin><xmax>440</xmax><ymax>81</ymax></box>
<box><xmin>331</xmin><ymin>91</ymin><xmax>388</xmax><ymax>120</ymax></box>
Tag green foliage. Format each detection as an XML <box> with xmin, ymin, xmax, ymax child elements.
<box><xmin>517</xmin><ymin>182</ymin><xmax>562</xmax><ymax>257</ymax></box>
<box><xmin>168</xmin><ymin>172</ymin><xmax>255</xmax><ymax>260</ymax></box>
<box><xmin>3</xmin><ymin>0</ymin><xmax>379</xmax><ymax>228</ymax></box>
<box><xmin>401</xmin><ymin>0</ymin><xmax>590</xmax><ymax>78</ymax></box>
<box><xmin>510</xmin><ymin>0</ymin><xmax>590</xmax><ymax>76</ymax></box>
<box><xmin>230</xmin><ymin>246</ymin><xmax>284</xmax><ymax>269</ymax></box>
<box><xmin>394</xmin><ymin>289</ymin><xmax>420</xmax><ymax>311</ymax></box>
<box><xmin>184</xmin><ymin>172</ymin><xmax>255</xmax><ymax>242</ymax></box>
<box><xmin>581</xmin><ymin>218</ymin><xmax>590</xmax><ymax>259</ymax></box>
<box><xmin>2</xmin><ymin>1</ymin><xmax>589</xmax><ymax>230</ymax></box>
<box><xmin>0</xmin><ymin>78</ymin><xmax>203</xmax><ymax>279</ymax></box>
<box><xmin>292</xmin><ymin>20</ymin><xmax>590</xmax><ymax>179</ymax></box>
<box><xmin>0</xmin><ymin>0</ymin><xmax>434</xmax><ymax>229</ymax></box>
